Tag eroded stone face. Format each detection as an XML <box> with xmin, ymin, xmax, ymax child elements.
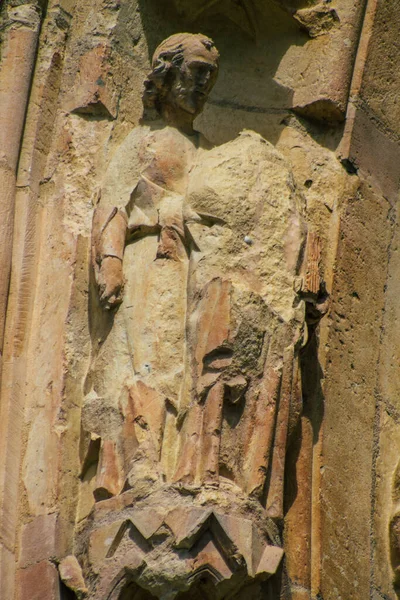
<box><xmin>71</xmin><ymin>33</ymin><xmax>329</xmax><ymax>599</ymax></box>
<box><xmin>3</xmin><ymin>0</ymin><xmax>399</xmax><ymax>598</ymax></box>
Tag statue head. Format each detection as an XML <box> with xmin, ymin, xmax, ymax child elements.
<box><xmin>143</xmin><ymin>33</ymin><xmax>219</xmax><ymax>121</ymax></box>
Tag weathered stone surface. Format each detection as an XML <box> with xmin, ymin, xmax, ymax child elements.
<box><xmin>341</xmin><ymin>0</ymin><xmax>400</xmax><ymax>203</ymax></box>
<box><xmin>318</xmin><ymin>183</ymin><xmax>393</xmax><ymax>599</ymax></box>
<box><xmin>59</xmin><ymin>555</ymin><xmax>88</xmax><ymax>598</ymax></box>
<box><xmin>377</xmin><ymin>222</ymin><xmax>400</xmax><ymax>598</ymax></box>
<box><xmin>293</xmin><ymin>4</ymin><xmax>340</xmax><ymax>38</ymax></box>
<box><xmin>67</xmin><ymin>43</ymin><xmax>118</xmax><ymax>118</ymax></box>
<box><xmin>0</xmin><ymin>544</ymin><xmax>16</xmax><ymax>600</ymax></box>
<box><xmin>89</xmin><ymin>519</ymin><xmax>133</xmax><ymax>573</ymax></box>
<box><xmin>76</xmin><ymin>483</ymin><xmax>283</xmax><ymax>598</ymax></box>
<box><xmin>1</xmin><ymin>1</ymin><xmax>400</xmax><ymax>599</ymax></box>
<box><xmin>19</xmin><ymin>513</ymin><xmax>59</xmax><ymax>568</ymax></box>
<box><xmin>0</xmin><ymin>3</ymin><xmax>42</xmax><ymax>358</ymax></box>
<box><xmin>94</xmin><ymin>439</ymin><xmax>123</xmax><ymax>500</ymax></box>
<box><xmin>256</xmin><ymin>545</ymin><xmax>285</xmax><ymax>577</ymax></box>
<box><xmin>16</xmin><ymin>560</ymin><xmax>60</xmax><ymax>600</ymax></box>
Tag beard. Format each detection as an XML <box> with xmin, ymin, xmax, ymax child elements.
<box><xmin>170</xmin><ymin>81</ymin><xmax>207</xmax><ymax>116</ymax></box>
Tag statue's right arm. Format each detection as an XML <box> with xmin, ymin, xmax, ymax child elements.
<box><xmin>91</xmin><ymin>126</ymin><xmax>150</xmax><ymax>309</ymax></box>
<box><xmin>92</xmin><ymin>206</ymin><xmax>128</xmax><ymax>310</ymax></box>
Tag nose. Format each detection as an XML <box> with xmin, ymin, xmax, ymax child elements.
<box><xmin>198</xmin><ymin>70</ymin><xmax>211</xmax><ymax>87</ymax></box>
<box><xmin>203</xmin><ymin>71</ymin><xmax>211</xmax><ymax>84</ymax></box>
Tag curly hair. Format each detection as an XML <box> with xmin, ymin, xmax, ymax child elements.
<box><xmin>142</xmin><ymin>33</ymin><xmax>219</xmax><ymax>114</ymax></box>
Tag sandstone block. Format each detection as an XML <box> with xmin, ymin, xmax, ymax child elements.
<box><xmin>166</xmin><ymin>507</ymin><xmax>213</xmax><ymax>549</ymax></box>
<box><xmin>256</xmin><ymin>545</ymin><xmax>285</xmax><ymax>577</ymax></box>
<box><xmin>66</xmin><ymin>44</ymin><xmax>117</xmax><ymax>119</ymax></box>
<box><xmin>19</xmin><ymin>513</ymin><xmax>59</xmax><ymax>569</ymax></box>
<box><xmin>89</xmin><ymin>520</ymin><xmax>126</xmax><ymax>572</ymax></box>
<box><xmin>16</xmin><ymin>560</ymin><xmax>60</xmax><ymax>600</ymax></box>
<box><xmin>94</xmin><ymin>439</ymin><xmax>123</xmax><ymax>501</ymax></box>
<box><xmin>130</xmin><ymin>509</ymin><xmax>165</xmax><ymax>540</ymax></box>
<box><xmin>59</xmin><ymin>555</ymin><xmax>88</xmax><ymax>599</ymax></box>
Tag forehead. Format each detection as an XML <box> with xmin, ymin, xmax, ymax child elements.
<box><xmin>182</xmin><ymin>41</ymin><xmax>218</xmax><ymax>68</ymax></box>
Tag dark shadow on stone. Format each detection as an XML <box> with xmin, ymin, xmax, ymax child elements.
<box><xmin>284</xmin><ymin>326</ymin><xmax>325</xmax><ymax>513</ymax></box>
<box><xmin>282</xmin><ymin>112</ymin><xmax>345</xmax><ymax>152</ymax></box>
<box><xmin>118</xmin><ymin>580</ymin><xmax>158</xmax><ymax>600</ymax></box>
<box><xmin>293</xmin><ymin>99</ymin><xmax>345</xmax><ymax>126</ymax></box>
<box><xmin>282</xmin><ymin>328</ymin><xmax>325</xmax><ymax>598</ymax></box>
<box><xmin>118</xmin><ymin>0</ymin><xmax>309</xmax><ymax>146</ymax></box>
<box><xmin>175</xmin><ymin>576</ymin><xmax>216</xmax><ymax>600</ymax></box>
<box><xmin>302</xmin><ymin>327</ymin><xmax>325</xmax><ymax>444</ymax></box>
<box><xmin>59</xmin><ymin>580</ymin><xmax>77</xmax><ymax>600</ymax></box>
<box><xmin>222</xmin><ymin>568</ymin><xmax>284</xmax><ymax>600</ymax></box>
<box><xmin>223</xmin><ymin>391</ymin><xmax>246</xmax><ymax>429</ymax></box>
<box><xmin>277</xmin><ymin>0</ymin><xmax>320</xmax><ymax>9</ymax></box>
<box><xmin>84</xmin><ymin>261</ymin><xmax>118</xmax><ymax>395</ymax></box>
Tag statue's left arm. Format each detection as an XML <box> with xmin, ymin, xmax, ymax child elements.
<box><xmin>299</xmin><ymin>232</ymin><xmax>330</xmax><ymax>332</ymax></box>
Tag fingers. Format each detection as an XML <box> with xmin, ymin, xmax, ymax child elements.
<box><xmin>99</xmin><ymin>282</ymin><xmax>123</xmax><ymax>310</ymax></box>
<box><xmin>101</xmin><ymin>293</ymin><xmax>123</xmax><ymax>310</ymax></box>
<box><xmin>97</xmin><ymin>256</ymin><xmax>124</xmax><ymax>309</ymax></box>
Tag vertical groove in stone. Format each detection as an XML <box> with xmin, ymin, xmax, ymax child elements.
<box><xmin>340</xmin><ymin>0</ymin><xmax>379</xmax><ymax>162</ymax></box>
<box><xmin>0</xmin><ymin>4</ymin><xmax>70</xmax><ymax>597</ymax></box>
<box><xmin>0</xmin><ymin>4</ymin><xmax>42</xmax><ymax>371</ymax></box>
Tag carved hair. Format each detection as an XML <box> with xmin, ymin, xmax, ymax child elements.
<box><xmin>142</xmin><ymin>33</ymin><xmax>219</xmax><ymax>113</ymax></box>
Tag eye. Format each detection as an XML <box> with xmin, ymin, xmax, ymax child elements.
<box><xmin>189</xmin><ymin>63</ymin><xmax>213</xmax><ymax>76</ymax></box>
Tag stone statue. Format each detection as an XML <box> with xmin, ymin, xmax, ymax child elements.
<box><xmin>86</xmin><ymin>32</ymin><xmax>221</xmax><ymax>497</ymax></box>
<box><xmin>78</xmin><ymin>32</ymin><xmax>328</xmax><ymax>599</ymax></box>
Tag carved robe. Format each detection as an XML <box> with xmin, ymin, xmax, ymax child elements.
<box><xmin>85</xmin><ymin>122</ymin><xmax>210</xmax><ymax>489</ymax></box>
<box><xmin>174</xmin><ymin>131</ymin><xmax>306</xmax><ymax>517</ymax></box>
<box><xmin>86</xmin><ymin>127</ymin><xmax>306</xmax><ymax>519</ymax></box>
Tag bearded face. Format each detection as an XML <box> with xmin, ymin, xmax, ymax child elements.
<box><xmin>166</xmin><ymin>49</ymin><xmax>218</xmax><ymax>116</ymax></box>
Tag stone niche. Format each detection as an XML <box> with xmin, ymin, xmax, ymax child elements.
<box><xmin>73</xmin><ymin>28</ymin><xmax>330</xmax><ymax>597</ymax></box>
<box><xmin>1</xmin><ymin>1</ymin><xmax>399</xmax><ymax>600</ymax></box>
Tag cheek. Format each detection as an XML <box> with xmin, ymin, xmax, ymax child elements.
<box><xmin>174</xmin><ymin>82</ymin><xmax>190</xmax><ymax>99</ymax></box>
<box><xmin>179</xmin><ymin>69</ymin><xmax>194</xmax><ymax>88</ymax></box>
<box><xmin>208</xmin><ymin>73</ymin><xmax>217</xmax><ymax>91</ymax></box>
<box><xmin>170</xmin><ymin>78</ymin><xmax>186</xmax><ymax>96</ymax></box>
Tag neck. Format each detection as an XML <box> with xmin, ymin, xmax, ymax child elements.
<box><xmin>160</xmin><ymin>103</ymin><xmax>196</xmax><ymax>136</ymax></box>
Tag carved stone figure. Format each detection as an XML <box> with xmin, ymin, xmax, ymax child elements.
<box><xmin>85</xmin><ymin>33</ymin><xmax>221</xmax><ymax>498</ymax></box>
<box><xmin>77</xmin><ymin>33</ymin><xmax>328</xmax><ymax>599</ymax></box>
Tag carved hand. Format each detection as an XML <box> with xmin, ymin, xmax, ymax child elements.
<box><xmin>97</xmin><ymin>256</ymin><xmax>124</xmax><ymax>309</ymax></box>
